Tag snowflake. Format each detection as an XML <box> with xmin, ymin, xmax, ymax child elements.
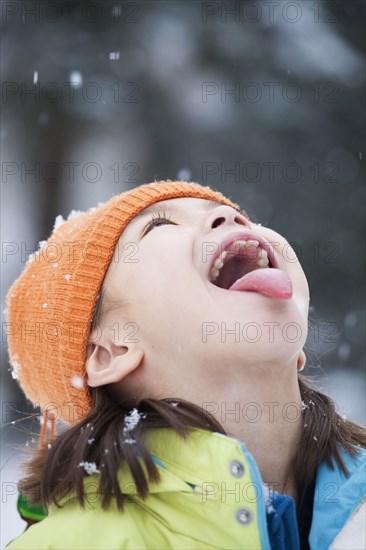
<box><xmin>9</xmin><ymin>357</ymin><xmax>21</xmax><ymax>379</ymax></box>
<box><xmin>123</xmin><ymin>408</ymin><xmax>146</xmax><ymax>433</ymax></box>
<box><xmin>78</xmin><ymin>461</ymin><xmax>100</xmax><ymax>475</ymax></box>
<box><xmin>70</xmin><ymin>374</ymin><xmax>84</xmax><ymax>389</ymax></box>
<box><xmin>67</xmin><ymin>209</ymin><xmax>84</xmax><ymax>221</ymax></box>
<box><xmin>53</xmin><ymin>214</ymin><xmax>66</xmax><ymax>231</ymax></box>
<box><xmin>109</xmin><ymin>51</ymin><xmax>120</xmax><ymax>61</ymax></box>
<box><xmin>263</xmin><ymin>484</ymin><xmax>275</xmax><ymax>514</ymax></box>
<box><xmin>176</xmin><ymin>168</ymin><xmax>191</xmax><ymax>181</ymax></box>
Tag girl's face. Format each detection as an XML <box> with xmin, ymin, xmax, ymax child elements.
<box><xmin>98</xmin><ymin>197</ymin><xmax>309</xmax><ymax>400</ymax></box>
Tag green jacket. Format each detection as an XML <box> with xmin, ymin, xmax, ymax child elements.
<box><xmin>7</xmin><ymin>427</ymin><xmax>366</xmax><ymax>549</ymax></box>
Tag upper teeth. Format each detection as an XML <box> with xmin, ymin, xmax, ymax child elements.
<box><xmin>210</xmin><ymin>239</ymin><xmax>269</xmax><ymax>282</ymax></box>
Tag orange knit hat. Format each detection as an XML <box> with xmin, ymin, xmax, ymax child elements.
<box><xmin>6</xmin><ymin>181</ymin><xmax>239</xmax><ymax>426</ymax></box>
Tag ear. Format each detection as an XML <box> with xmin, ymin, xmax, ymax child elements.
<box><xmin>86</xmin><ymin>332</ymin><xmax>144</xmax><ymax>388</ymax></box>
<box><xmin>297</xmin><ymin>350</ymin><xmax>306</xmax><ymax>372</ymax></box>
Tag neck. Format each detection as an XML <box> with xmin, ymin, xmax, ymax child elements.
<box><xmin>192</xmin><ymin>364</ymin><xmax>303</xmax><ymax>501</ymax></box>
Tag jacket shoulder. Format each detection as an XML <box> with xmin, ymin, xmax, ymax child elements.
<box><xmin>6</xmin><ymin>496</ymin><xmax>222</xmax><ymax>550</ymax></box>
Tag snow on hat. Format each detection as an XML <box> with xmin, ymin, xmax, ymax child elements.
<box><xmin>6</xmin><ymin>181</ymin><xmax>239</xmax><ymax>425</ymax></box>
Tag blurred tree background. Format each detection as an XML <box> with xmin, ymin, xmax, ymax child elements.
<box><xmin>1</xmin><ymin>0</ymin><xmax>365</xmax><ymax>541</ymax></box>
<box><xmin>1</xmin><ymin>0</ymin><xmax>365</xmax><ymax>447</ymax></box>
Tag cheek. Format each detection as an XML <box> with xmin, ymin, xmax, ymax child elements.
<box><xmin>141</xmin><ymin>237</ymin><xmax>191</xmax><ymax>283</ymax></box>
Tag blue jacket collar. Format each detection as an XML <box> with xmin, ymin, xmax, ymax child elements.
<box><xmin>310</xmin><ymin>445</ymin><xmax>366</xmax><ymax>549</ymax></box>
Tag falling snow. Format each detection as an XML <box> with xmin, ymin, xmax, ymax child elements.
<box><xmin>42</xmin><ymin>303</ymin><xmax>48</xmax><ymax>309</ymax></box>
<box><xmin>78</xmin><ymin>461</ymin><xmax>100</xmax><ymax>475</ymax></box>
<box><xmin>112</xmin><ymin>4</ymin><xmax>122</xmax><ymax>18</ymax></box>
<box><xmin>65</xmin><ymin>274</ymin><xmax>71</xmax><ymax>281</ymax></box>
<box><xmin>71</xmin><ymin>374</ymin><xmax>84</xmax><ymax>389</ymax></box>
<box><xmin>33</xmin><ymin>71</ymin><xmax>38</xmax><ymax>84</ymax></box>
<box><xmin>177</xmin><ymin>168</ymin><xmax>192</xmax><ymax>181</ymax></box>
<box><xmin>338</xmin><ymin>343</ymin><xmax>351</xmax><ymax>361</ymax></box>
<box><xmin>69</xmin><ymin>71</ymin><xmax>83</xmax><ymax>86</ymax></box>
<box><xmin>123</xmin><ymin>438</ymin><xmax>137</xmax><ymax>444</ymax></box>
<box><xmin>344</xmin><ymin>311</ymin><xmax>357</xmax><ymax>329</ymax></box>
<box><xmin>109</xmin><ymin>52</ymin><xmax>120</xmax><ymax>61</ymax></box>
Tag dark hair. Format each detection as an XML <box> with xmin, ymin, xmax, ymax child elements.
<box><xmin>20</xmin><ymin>378</ymin><xmax>366</xmax><ymax>512</ymax></box>
<box><xmin>20</xmin><ymin>392</ymin><xmax>225</xmax><ymax>510</ymax></box>
<box><xmin>20</xmin><ymin>293</ymin><xmax>366</xmax><ymax>511</ymax></box>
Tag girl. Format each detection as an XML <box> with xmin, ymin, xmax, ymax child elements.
<box><xmin>6</xmin><ymin>180</ymin><xmax>365</xmax><ymax>549</ymax></box>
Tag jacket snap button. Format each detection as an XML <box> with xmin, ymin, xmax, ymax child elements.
<box><xmin>236</xmin><ymin>508</ymin><xmax>253</xmax><ymax>525</ymax></box>
<box><xmin>230</xmin><ymin>460</ymin><xmax>244</xmax><ymax>478</ymax></box>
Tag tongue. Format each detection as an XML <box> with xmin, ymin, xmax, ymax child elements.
<box><xmin>229</xmin><ymin>268</ymin><xmax>292</xmax><ymax>299</ymax></box>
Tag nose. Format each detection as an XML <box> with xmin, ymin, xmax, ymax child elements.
<box><xmin>204</xmin><ymin>204</ymin><xmax>251</xmax><ymax>232</ymax></box>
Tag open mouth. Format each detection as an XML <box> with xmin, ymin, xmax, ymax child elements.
<box><xmin>210</xmin><ymin>239</ymin><xmax>274</xmax><ymax>289</ymax></box>
<box><xmin>208</xmin><ymin>233</ymin><xmax>292</xmax><ymax>299</ymax></box>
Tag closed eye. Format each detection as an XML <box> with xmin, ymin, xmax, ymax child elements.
<box><xmin>142</xmin><ymin>211</ymin><xmax>177</xmax><ymax>236</ymax></box>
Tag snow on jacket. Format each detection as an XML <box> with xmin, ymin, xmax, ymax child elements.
<box><xmin>7</xmin><ymin>427</ymin><xmax>366</xmax><ymax>549</ymax></box>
